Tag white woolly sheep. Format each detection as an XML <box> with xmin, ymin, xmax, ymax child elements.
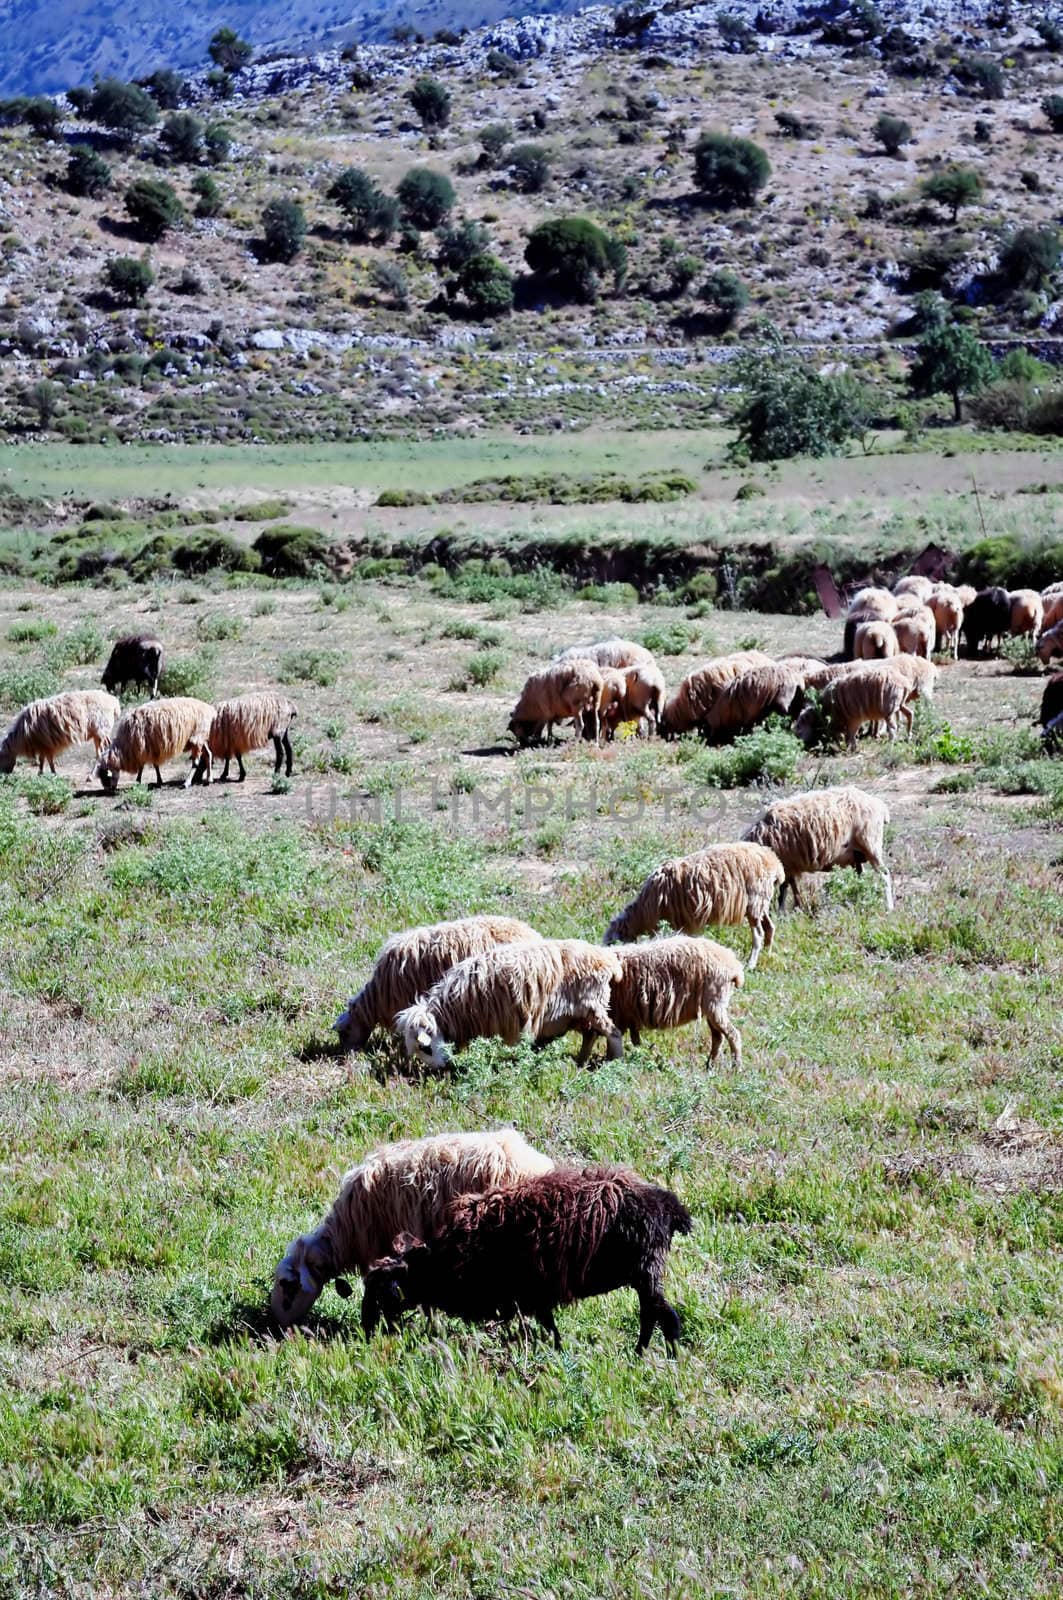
<box><xmin>892</xmin><ymin>605</ymin><xmax>935</xmax><ymax>659</ymax></box>
<box><xmin>397</xmin><ymin>938</ymin><xmax>623</xmax><ymax>1071</ymax></box>
<box><xmin>659</xmin><ymin>651</ymin><xmax>772</xmax><ymax>737</ymax></box>
<box><xmin>776</xmin><ymin>654</ymin><xmax>828</xmax><ymax>680</ymax></box>
<box><xmin>335</xmin><ymin>914</ymin><xmax>543</xmax><ymax>1051</ymax></box>
<box><xmin>603</xmin><ymin>840</ymin><xmax>784</xmax><ymax>970</ymax></box>
<box><xmin>609</xmin><ymin>935</ymin><xmax>744</xmax><ymax>1065</ymax></box>
<box><xmin>854</xmin><ymin>621</ymin><xmax>899</xmax><ymax>661</ymax></box>
<box><xmin>555</xmin><ymin>637</ymin><xmax>657</xmax><ymax>671</ymax></box>
<box><xmin>863</xmin><ymin>655</ymin><xmax>938</xmax><ymax>730</ymax></box>
<box><xmin>202</xmin><ymin>690</ymin><xmax>298</xmax><ymax>782</ymax></box>
<box><xmin>1009</xmin><ymin>589</ymin><xmax>1044</xmax><ymax>639</ymax></box>
<box><xmin>794</xmin><ymin>664</ymin><xmax>909</xmax><ymax>750</ymax></box>
<box><xmin>742</xmin><ymin>784</ymin><xmax>893</xmax><ymax>912</ymax></box>
<box><xmin>848</xmin><ymin>587</ymin><xmax>897</xmax><ymax>621</ymax></box>
<box><xmin>94</xmin><ymin>696</ymin><xmax>215</xmax><ymax>791</ymax></box>
<box><xmin>955</xmin><ymin>584</ymin><xmax>977</xmax><ymax>609</ymax></box>
<box><xmin>509</xmin><ymin>660</ymin><xmax>604</xmax><ymax>747</ymax></box>
<box><xmin>1036</xmin><ymin>622</ymin><xmax>1063</xmax><ymax>664</ymax></box>
<box><xmin>600</xmin><ymin>661</ymin><xmax>667</xmax><ymax>738</ymax></box>
<box><xmin>270</xmin><ymin>1127</ymin><xmax>554</xmax><ymax>1327</ymax></box>
<box><xmin>703</xmin><ymin>662</ymin><xmax>802</xmax><ymax>742</ymax></box>
<box><xmin>0</xmin><ymin>689</ymin><xmax>119</xmax><ymax>775</ymax></box>
<box><xmin>892</xmin><ymin>575</ymin><xmax>934</xmax><ymax>602</ymax></box>
<box><xmin>926</xmin><ymin>585</ymin><xmax>964</xmax><ymax>659</ymax></box>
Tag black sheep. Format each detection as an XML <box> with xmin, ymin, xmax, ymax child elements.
<box><xmin>101</xmin><ymin>634</ymin><xmax>165</xmax><ymax>698</ymax></box>
<box><xmin>361</xmin><ymin>1166</ymin><xmax>692</xmax><ymax>1355</ymax></box>
<box><xmin>961</xmin><ymin>587</ymin><xmax>1011</xmax><ymax>658</ymax></box>
<box><xmin>1040</xmin><ymin>673</ymin><xmax>1063</xmax><ymax>750</ymax></box>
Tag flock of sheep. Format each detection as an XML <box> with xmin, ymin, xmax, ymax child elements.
<box><xmin>0</xmin><ymin>633</ymin><xmax>297</xmax><ymax>789</ymax></box>
<box><xmin>5</xmin><ymin>577</ymin><xmax>1060</xmax><ymax>1356</ymax></box>
<box><xmin>506</xmin><ymin>576</ymin><xmax>1063</xmax><ymax>753</ymax></box>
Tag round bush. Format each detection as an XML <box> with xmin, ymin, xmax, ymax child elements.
<box><xmin>692</xmin><ymin>132</ymin><xmax>770</xmax><ymax>206</ymax></box>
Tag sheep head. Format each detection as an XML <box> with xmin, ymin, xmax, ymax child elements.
<box><xmin>334</xmin><ymin>999</ymin><xmax>368</xmax><ymax>1052</ymax></box>
<box><xmin>269</xmin><ymin>1232</ymin><xmax>335</xmax><ymax>1327</ymax></box>
<box><xmin>792</xmin><ymin>706</ymin><xmax>818</xmax><ymax>747</ymax></box>
<box><xmin>94</xmin><ymin>751</ymin><xmax>121</xmax><ymax>792</ymax></box>
<box><xmin>396</xmin><ymin>1002</ymin><xmax>450</xmax><ymax>1071</ymax></box>
<box><xmin>361</xmin><ymin>1232</ymin><xmax>430</xmax><ymax>1336</ymax></box>
<box><xmin>507</xmin><ymin>716</ymin><xmax>535</xmax><ymax>747</ymax></box>
<box><xmin>0</xmin><ymin>741</ymin><xmax>14</xmax><ymax>775</ymax></box>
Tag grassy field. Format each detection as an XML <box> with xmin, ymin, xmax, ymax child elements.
<box><xmin>0</xmin><ymin>548</ymin><xmax>1061</xmax><ymax>1596</ymax></box>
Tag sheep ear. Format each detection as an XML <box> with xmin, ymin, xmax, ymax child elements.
<box><xmin>334</xmin><ymin>1278</ymin><xmax>353</xmax><ymax>1299</ymax></box>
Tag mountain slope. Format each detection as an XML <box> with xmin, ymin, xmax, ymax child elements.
<box><xmin>0</xmin><ymin>0</ymin><xmax>576</xmax><ymax>94</ymax></box>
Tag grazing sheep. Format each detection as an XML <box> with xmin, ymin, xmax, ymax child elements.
<box><xmin>802</xmin><ymin>661</ymin><xmax>863</xmax><ymax>693</ymax></box>
<box><xmin>955</xmin><ymin>584</ymin><xmax>978</xmax><ymax>610</ymax></box>
<box><xmin>608</xmin><ymin>661</ymin><xmax>667</xmax><ymax>737</ymax></box>
<box><xmin>776</xmin><ymin>654</ymin><xmax>828</xmax><ymax>680</ymax></box>
<box><xmin>1009</xmin><ymin>588</ymin><xmax>1045</xmax><ymax>639</ymax></box>
<box><xmin>848</xmin><ymin>587</ymin><xmax>897</xmax><ymax>620</ymax></box>
<box><xmin>509</xmin><ymin>660</ymin><xmax>604</xmax><ymax>747</ymax></box>
<box><xmin>926</xmin><ymin>585</ymin><xmax>964</xmax><ymax>660</ymax></box>
<box><xmin>659</xmin><ymin>652</ymin><xmax>772</xmax><ymax>737</ymax></box>
<box><xmin>271</xmin><ymin>1127</ymin><xmax>554</xmax><ymax>1327</ymax></box>
<box><xmin>703</xmin><ymin>662</ymin><xmax>802</xmax><ymax>743</ymax></box>
<box><xmin>203</xmin><ymin>690</ymin><xmax>298</xmax><ymax>782</ymax></box>
<box><xmin>101</xmin><ymin>634</ymin><xmax>165</xmax><ymax>699</ymax></box>
<box><xmin>742</xmin><ymin>784</ymin><xmax>893</xmax><ymax>911</ymax></box>
<box><xmin>603</xmin><ymin>840</ymin><xmax>784</xmax><ymax>971</ymax></box>
<box><xmin>609</xmin><ymin>935</ymin><xmax>744</xmax><ymax>1064</ymax></box>
<box><xmin>794</xmin><ymin>664</ymin><xmax>909</xmax><ymax>750</ymax></box>
<box><xmin>360</xmin><ymin>1165</ymin><xmax>693</xmax><ymax>1355</ymax></box>
<box><xmin>0</xmin><ymin>690</ymin><xmax>119</xmax><ymax>775</ymax></box>
<box><xmin>853</xmin><ymin>621</ymin><xmax>899</xmax><ymax>661</ymax></box>
<box><xmin>93</xmin><ymin>696</ymin><xmax>215</xmax><ymax>791</ymax></box>
<box><xmin>866</xmin><ymin>655</ymin><xmax>938</xmax><ymax>727</ymax></box>
<box><xmin>1044</xmin><ymin>711</ymin><xmax>1063</xmax><ymax>751</ymax></box>
<box><xmin>1039</xmin><ymin>673</ymin><xmax>1063</xmax><ymax>733</ymax></box>
<box><xmin>1041</xmin><ymin>585</ymin><xmax>1063</xmax><ymax>632</ymax></box>
<box><xmin>555</xmin><ymin>637</ymin><xmax>657</xmax><ymax>671</ymax></box>
<box><xmin>397</xmin><ymin>939</ymin><xmax>623</xmax><ymax>1071</ymax></box>
<box><xmin>893</xmin><ymin>575</ymin><xmax>934</xmax><ymax>602</ymax></box>
<box><xmin>892</xmin><ymin>605</ymin><xmax>936</xmax><ymax>660</ymax></box>
<box><xmin>335</xmin><ymin>915</ymin><xmax>542</xmax><ymax>1051</ymax></box>
<box><xmin>962</xmin><ymin>587</ymin><xmax>1013</xmax><ymax>657</ymax></box>
<box><xmin>1036</xmin><ymin>622</ymin><xmax>1063</xmax><ymax>665</ymax></box>
<box><xmin>591</xmin><ymin>667</ymin><xmax>630</xmax><ymax>744</ymax></box>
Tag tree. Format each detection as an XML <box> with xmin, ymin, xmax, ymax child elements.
<box><xmin>456</xmin><ymin>253</ymin><xmax>514</xmax><ymax>317</ymax></box>
<box><xmin>0</xmin><ymin>96</ymin><xmax>63</xmax><ymax>137</ymax></box>
<box><xmin>692</xmin><ymin>131</ymin><xmax>770</xmax><ymax>206</ymax></box>
<box><xmin>124</xmin><ymin>177</ymin><xmax>184</xmax><ymax>239</ymax></box>
<box><xmin>142</xmin><ymin>68</ymin><xmax>186</xmax><ymax>108</ymax></box>
<box><xmin>408</xmin><ymin>76</ymin><xmax>451</xmax><ymax>130</ymax></box>
<box><xmin>921</xmin><ymin>165</ymin><xmax>983</xmax><ymax>221</ymax></box>
<box><xmin>203</xmin><ymin>122</ymin><xmax>232</xmax><ymax>165</ymax></box>
<box><xmin>479</xmin><ymin>122</ymin><xmax>511</xmax><ymax>165</ymax></box>
<box><xmin>208</xmin><ymin>27</ymin><xmax>253</xmax><ymax>72</ymax></box>
<box><xmin>872</xmin><ymin>112</ymin><xmax>912</xmax><ymax>154</ymax></box>
<box><xmin>699</xmin><ymin>268</ymin><xmax>748</xmax><ymax>328</ymax></box>
<box><xmin>328</xmin><ymin>167</ymin><xmax>397</xmax><ymax>241</ymax></box>
<box><xmin>525</xmin><ymin>216</ymin><xmax>618</xmax><ymax>302</ymax></box>
<box><xmin>160</xmin><ymin>111</ymin><xmax>204</xmax><ymax>164</ymax></box>
<box><xmin>507</xmin><ymin>142</ymin><xmax>550</xmax><ymax>193</ymax></box>
<box><xmin>1043</xmin><ymin>94</ymin><xmax>1063</xmax><ymax>131</ymax></box>
<box><xmin>370</xmin><ymin>259</ymin><xmax>409</xmax><ymax>307</ymax></box>
<box><xmin>261</xmin><ymin>197</ymin><xmax>306</xmax><ymax>262</ymax></box>
<box><xmin>191</xmin><ymin>172</ymin><xmax>222</xmax><ymax>217</ymax></box>
<box><xmin>436</xmin><ymin>218</ymin><xmax>491</xmax><ymax>272</ymax></box>
<box><xmin>104</xmin><ymin>255</ymin><xmax>155</xmax><ymax>306</ymax></box>
<box><xmin>65</xmin><ymin>147</ymin><xmax>111</xmax><ymax>197</ymax></box>
<box><xmin>732</xmin><ymin>336</ymin><xmax>865</xmax><ymax>460</ymax></box>
<box><xmin>22</xmin><ymin>380</ymin><xmax>60</xmax><ymax>429</ymax></box>
<box><xmin>89</xmin><ymin>78</ymin><xmax>158</xmax><ymax>138</ymax></box>
<box><xmin>908</xmin><ymin>322</ymin><xmax>995</xmax><ymax>421</ymax></box>
<box><xmin>999</xmin><ymin>226</ymin><xmax>1062</xmax><ymax>292</ymax></box>
<box><xmin>397</xmin><ymin>166</ymin><xmax>455</xmax><ymax>229</ymax></box>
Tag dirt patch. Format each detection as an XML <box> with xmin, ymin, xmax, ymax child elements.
<box><xmin>891</xmin><ymin>1106</ymin><xmax>1063</xmax><ymax>1196</ymax></box>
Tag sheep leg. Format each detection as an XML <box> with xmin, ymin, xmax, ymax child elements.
<box><xmin>136</xmin><ymin>767</ymin><xmax>144</xmax><ymax>784</ymax></box>
<box><xmin>154</xmin><ymin>765</ymin><xmax>164</xmax><ymax>788</ymax></box>
<box><xmin>879</xmin><ymin>865</ymin><xmax>894</xmax><ymax>913</ymax></box>
<box><xmin>762</xmin><ymin>911</ymin><xmax>776</xmax><ymax>954</ymax></box>
<box><xmin>575</xmin><ymin>1031</ymin><xmax>599</xmax><ymax>1068</ymax></box>
<box><xmin>629</xmin><ymin>1024</ymin><xmax>641</xmax><ymax>1047</ymax></box>
<box><xmin>272</xmin><ymin>736</ymin><xmax>284</xmax><ymax>773</ymax></box>
<box><xmin>710</xmin><ymin>1011</ymin><xmax>742</xmax><ymax>1068</ymax></box>
<box><xmin>538</xmin><ymin>1308</ymin><xmax>563</xmax><ymax>1351</ymax></box>
<box><xmin>899</xmin><ymin>704</ymin><xmax>914</xmax><ymax>739</ymax></box>
<box><xmin>747</xmin><ymin>913</ymin><xmax>763</xmax><ymax>972</ymax></box>
<box><xmin>635</xmin><ymin>1280</ymin><xmax>681</xmax><ymax>1356</ymax></box>
<box><xmin>236</xmin><ymin>753</ymin><xmax>246</xmax><ymax>782</ymax></box>
<box><xmin>283</xmin><ymin>732</ymin><xmax>293</xmax><ymax>775</ymax></box>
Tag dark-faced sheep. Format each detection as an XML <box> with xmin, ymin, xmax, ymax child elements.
<box><xmin>101</xmin><ymin>634</ymin><xmax>165</xmax><ymax>699</ymax></box>
<box><xmin>335</xmin><ymin>915</ymin><xmax>542</xmax><ymax>1052</ymax></box>
<box><xmin>270</xmin><ymin>1128</ymin><xmax>554</xmax><ymax>1327</ymax></box>
<box><xmin>361</xmin><ymin>1165</ymin><xmax>693</xmax><ymax>1355</ymax></box>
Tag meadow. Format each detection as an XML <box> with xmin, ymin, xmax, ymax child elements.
<box><xmin>0</xmin><ymin>451</ymin><xmax>1061</xmax><ymax>1598</ymax></box>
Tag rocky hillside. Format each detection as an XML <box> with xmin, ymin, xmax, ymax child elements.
<box><xmin>1</xmin><ymin>0</ymin><xmax>1061</xmax><ymax>445</ymax></box>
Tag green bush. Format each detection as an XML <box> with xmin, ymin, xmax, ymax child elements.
<box><xmin>196</xmin><ymin>612</ymin><xmax>244</xmax><ymax>642</ymax></box>
<box><xmin>252</xmin><ymin>524</ymin><xmax>330</xmax><ymax>576</ymax></box>
<box><xmin>957</xmin><ymin>534</ymin><xmax>1063</xmax><ymax>590</ymax></box>
<box><xmin>47</xmin><ymin>621</ymin><xmax>106</xmax><ymax>668</ymax></box>
<box><xmin>279</xmin><ymin>648</ymin><xmax>343</xmax><ymax>686</ymax></box>
<box><xmin>65</xmin><ymin>147</ymin><xmax>111</xmax><ymax>197</ymax></box>
<box><xmin>524</xmin><ymin>216</ymin><xmax>624</xmax><ymax>302</ymax></box>
<box><xmin>89</xmin><ymin>78</ymin><xmax>159</xmax><ymax>137</ymax></box>
<box><xmin>921</xmin><ymin>165</ymin><xmax>983</xmax><ymax>220</ymax></box>
<box><xmin>479</xmin><ymin>122</ymin><xmax>511</xmax><ymax>163</ymax></box>
<box><xmin>954</xmin><ymin>54</ymin><xmax>1004</xmax><ymax>98</ymax></box>
<box><xmin>158</xmin><ymin>649</ymin><xmax>217</xmax><ymax>700</ymax></box>
<box><xmin>641</xmin><ymin>622</ymin><xmax>699</xmax><ymax>655</ymax></box>
<box><xmin>0</xmin><ymin>95</ymin><xmax>62</xmax><ymax>136</ymax></box>
<box><xmin>0</xmin><ymin>664</ymin><xmax>60</xmax><ymax>712</ymax></box>
<box><xmin>104</xmin><ymin>255</ymin><xmax>154</xmax><ymax>305</ymax></box>
<box><xmin>699</xmin><ymin>268</ymin><xmax>749</xmax><ymax>328</ymax></box>
<box><xmin>692</xmin><ymin>131</ymin><xmax>770</xmax><ymax>206</ymax></box>
<box><xmin>396</xmin><ymin>166</ymin><xmax>455</xmax><ymax>229</ymax></box>
<box><xmin>872</xmin><ymin>112</ymin><xmax>912</xmax><ymax>154</ymax></box>
<box><xmin>142</xmin><ymin>68</ymin><xmax>186</xmax><ymax>109</ymax></box>
<box><xmin>456</xmin><ymin>253</ymin><xmax>514</xmax><ymax>317</ymax></box>
<box><xmin>998</xmin><ymin>226</ymin><xmax>1062</xmax><ymax>292</ymax></box>
<box><xmin>160</xmin><ymin>111</ymin><xmax>203</xmax><ymax>163</ymax></box>
<box><xmin>908</xmin><ymin>322</ymin><xmax>995</xmax><ymax>421</ymax></box>
<box><xmin>370</xmin><ymin>258</ymin><xmax>409</xmax><ymax>307</ymax></box>
<box><xmin>172</xmin><ymin>532</ymin><xmax>260</xmax><ymax>574</ymax></box>
<box><xmin>436</xmin><ymin>218</ymin><xmax>491</xmax><ymax>272</ymax></box>
<box><xmin>208</xmin><ymin>27</ymin><xmax>253</xmax><ymax>71</ymax></box>
<box><xmin>678</xmin><ymin>724</ymin><xmax>803</xmax><ymax>789</ymax></box>
<box><xmin>733</xmin><ymin>339</ymin><xmax>865</xmax><ymax>461</ymax></box>
<box><xmin>19</xmin><ymin>774</ymin><xmax>72</xmax><ymax>815</ymax></box>
<box><xmin>191</xmin><ymin>173</ymin><xmax>222</xmax><ymax>217</ymax></box>
<box><xmin>507</xmin><ymin>142</ymin><xmax>550</xmax><ymax>193</ymax></box>
<box><xmin>7</xmin><ymin>618</ymin><xmax>56</xmax><ymax>644</ymax></box>
<box><xmin>466</xmin><ymin>648</ymin><xmax>506</xmax><ymax>685</ymax></box>
<box><xmin>327</xmin><ymin>167</ymin><xmax>397</xmax><ymax>241</ymax></box>
<box><xmin>260</xmin><ymin>198</ymin><xmax>306</xmax><ymax>262</ymax></box>
<box><xmin>124</xmin><ymin>178</ymin><xmax>184</xmax><ymax>239</ymax></box>
<box><xmin>408</xmin><ymin>75</ymin><xmax>451</xmax><ymax>129</ymax></box>
<box><xmin>1043</xmin><ymin>94</ymin><xmax>1063</xmax><ymax>131</ymax></box>
<box><xmin>203</xmin><ymin>122</ymin><xmax>231</xmax><ymax>165</ymax></box>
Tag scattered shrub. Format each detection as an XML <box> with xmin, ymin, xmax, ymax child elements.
<box><xmin>371</xmin><ymin>258</ymin><xmax>409</xmax><ymax>308</ymax></box>
<box><xmin>160</xmin><ymin>110</ymin><xmax>204</xmax><ymax>164</ymax></box>
<box><xmin>479</xmin><ymin>121</ymin><xmax>511</xmax><ymax>164</ymax></box>
<box><xmin>954</xmin><ymin>54</ymin><xmax>1004</xmax><ymax>99</ymax></box>
<box><xmin>279</xmin><ymin>648</ymin><xmax>343</xmax><ymax>686</ymax></box>
<box><xmin>104</xmin><ymin>255</ymin><xmax>154</xmax><ymax>305</ymax></box>
<box><xmin>456</xmin><ymin>253</ymin><xmax>514</xmax><ymax>317</ymax></box>
<box><xmin>191</xmin><ymin>173</ymin><xmax>222</xmax><ymax>218</ymax></box>
<box><xmin>408</xmin><ymin>75</ymin><xmax>451</xmax><ymax>129</ymax></box>
<box><xmin>692</xmin><ymin>131</ymin><xmax>770</xmax><ymax>206</ymax></box>
<box><xmin>921</xmin><ymin>165</ymin><xmax>983</xmax><ymax>220</ymax></box>
<box><xmin>699</xmin><ymin>268</ymin><xmax>748</xmax><ymax>328</ymax></box>
<box><xmin>328</xmin><ymin>167</ymin><xmax>397</xmax><ymax>241</ymax></box>
<box><xmin>998</xmin><ymin>226</ymin><xmax>1062</xmax><ymax>292</ymax></box>
<box><xmin>525</xmin><ymin>215</ymin><xmax>623</xmax><ymax>302</ymax></box>
<box><xmin>252</xmin><ymin>524</ymin><xmax>330</xmax><ymax>577</ymax></box>
<box><xmin>908</xmin><ymin>322</ymin><xmax>995</xmax><ymax>422</ymax></box>
<box><xmin>396</xmin><ymin>166</ymin><xmax>455</xmax><ymax>229</ymax></box>
<box><xmin>203</xmin><ymin>122</ymin><xmax>232</xmax><ymax>165</ymax></box>
<box><xmin>124</xmin><ymin>177</ymin><xmax>184</xmax><ymax>239</ymax></box>
<box><xmin>158</xmin><ymin>648</ymin><xmax>216</xmax><ymax>700</ymax></box>
<box><xmin>436</xmin><ymin>218</ymin><xmax>491</xmax><ymax>272</ymax></box>
<box><xmin>208</xmin><ymin>26</ymin><xmax>253</xmax><ymax>72</ymax></box>
<box><xmin>872</xmin><ymin>112</ymin><xmax>912</xmax><ymax>154</ymax></box>
<box><xmin>19</xmin><ymin>774</ymin><xmax>73</xmax><ymax>815</ymax></box>
<box><xmin>260</xmin><ymin>197</ymin><xmax>306</xmax><ymax>262</ymax></box>
<box><xmin>142</xmin><ymin>67</ymin><xmax>187</xmax><ymax>109</ymax></box>
<box><xmin>507</xmin><ymin>142</ymin><xmax>551</xmax><ymax>193</ymax></box>
<box><xmin>89</xmin><ymin>78</ymin><xmax>159</xmax><ymax>138</ymax></box>
<box><xmin>65</xmin><ymin>147</ymin><xmax>111</xmax><ymax>197</ymax></box>
<box><xmin>733</xmin><ymin>339</ymin><xmax>865</xmax><ymax>461</ymax></box>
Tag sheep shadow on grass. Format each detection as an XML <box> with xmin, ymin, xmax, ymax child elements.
<box><xmin>207</xmin><ymin>1297</ymin><xmax>355</xmax><ymax>1347</ymax></box>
